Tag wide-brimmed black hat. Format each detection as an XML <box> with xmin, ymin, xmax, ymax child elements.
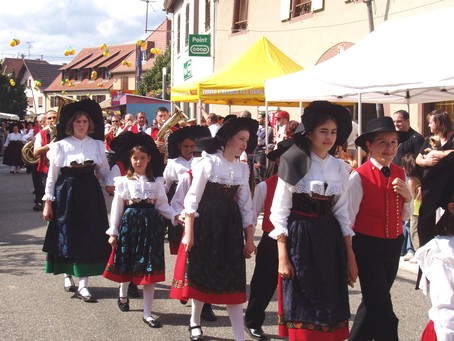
<box><xmin>167</xmin><ymin>126</ymin><xmax>211</xmax><ymax>159</ymax></box>
<box><xmin>294</xmin><ymin>101</ymin><xmax>353</xmax><ymax>148</ymax></box>
<box><xmin>57</xmin><ymin>99</ymin><xmax>104</xmax><ymax>141</ymax></box>
<box><xmin>110</xmin><ymin>131</ymin><xmax>164</xmax><ymax>177</ymax></box>
<box><xmin>267</xmin><ymin>138</ymin><xmax>294</xmax><ymax>161</ymax></box>
<box><xmin>200</xmin><ymin>117</ymin><xmax>258</xmax><ymax>154</ymax></box>
<box><xmin>355</xmin><ymin>116</ymin><xmax>408</xmax><ymax>149</ymax></box>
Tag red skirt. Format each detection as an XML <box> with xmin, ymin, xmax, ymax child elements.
<box><xmin>277</xmin><ymin>276</ymin><xmax>349</xmax><ymax>341</ymax></box>
<box><xmin>103</xmin><ymin>248</ymin><xmax>165</xmax><ymax>285</ymax></box>
<box><xmin>169</xmin><ymin>232</ymin><xmax>246</xmax><ymax>305</ymax></box>
<box><xmin>421</xmin><ymin>320</ymin><xmax>437</xmax><ymax>341</ymax></box>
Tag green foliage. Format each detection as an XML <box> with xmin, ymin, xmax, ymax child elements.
<box><xmin>138</xmin><ymin>48</ymin><xmax>171</xmax><ymax>99</ymax></box>
<box><xmin>0</xmin><ymin>70</ymin><xmax>27</xmax><ymax>119</ymax></box>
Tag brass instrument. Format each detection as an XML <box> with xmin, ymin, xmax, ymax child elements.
<box><xmin>155</xmin><ymin>107</ymin><xmax>188</xmax><ymax>141</ymax></box>
<box><xmin>21</xmin><ymin>140</ymin><xmax>39</xmax><ymax>165</ymax></box>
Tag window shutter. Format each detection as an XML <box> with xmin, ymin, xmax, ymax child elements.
<box><xmin>280</xmin><ymin>0</ymin><xmax>291</xmax><ymax>21</ymax></box>
<box><xmin>311</xmin><ymin>0</ymin><xmax>324</xmax><ymax>11</ymax></box>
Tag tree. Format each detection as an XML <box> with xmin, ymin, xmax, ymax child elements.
<box><xmin>138</xmin><ymin>48</ymin><xmax>171</xmax><ymax>99</ymax></box>
<box><xmin>0</xmin><ymin>69</ymin><xmax>27</xmax><ymax>119</ymax></box>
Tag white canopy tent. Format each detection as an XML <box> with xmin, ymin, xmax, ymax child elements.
<box><xmin>265</xmin><ymin>7</ymin><xmax>454</xmax><ymax>105</ymax></box>
<box><xmin>0</xmin><ymin>112</ymin><xmax>20</xmax><ymax>121</ymax></box>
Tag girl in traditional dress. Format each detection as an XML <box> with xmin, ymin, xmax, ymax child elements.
<box><xmin>3</xmin><ymin>122</ymin><xmax>24</xmax><ymax>173</ymax></box>
<box><xmin>103</xmin><ymin>132</ymin><xmax>178</xmax><ymax>328</ymax></box>
<box><xmin>170</xmin><ymin>117</ymin><xmax>258</xmax><ymax>341</ymax></box>
<box><xmin>269</xmin><ymin>101</ymin><xmax>357</xmax><ymax>341</ymax></box>
<box><xmin>42</xmin><ymin>99</ymin><xmax>111</xmax><ymax>302</ymax></box>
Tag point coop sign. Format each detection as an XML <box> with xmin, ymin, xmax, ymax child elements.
<box><xmin>188</xmin><ymin>34</ymin><xmax>211</xmax><ymax>57</ymax></box>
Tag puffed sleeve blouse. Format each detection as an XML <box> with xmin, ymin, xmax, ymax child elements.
<box><xmin>106</xmin><ymin>174</ymin><xmax>176</xmax><ymax>236</ymax></box>
<box><xmin>269</xmin><ymin>152</ymin><xmax>354</xmax><ymax>238</ymax></box>
<box><xmin>43</xmin><ymin>135</ymin><xmax>109</xmax><ymax>201</ymax></box>
<box><xmin>183</xmin><ymin>150</ymin><xmax>254</xmax><ymax>228</ymax></box>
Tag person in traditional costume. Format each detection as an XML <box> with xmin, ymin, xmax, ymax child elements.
<box><xmin>348</xmin><ymin>116</ymin><xmax>413</xmax><ymax>341</ymax></box>
<box><xmin>42</xmin><ymin>99</ymin><xmax>111</xmax><ymax>302</ymax></box>
<box><xmin>170</xmin><ymin>117</ymin><xmax>258</xmax><ymax>341</ymax></box>
<box><xmin>269</xmin><ymin>101</ymin><xmax>357</xmax><ymax>341</ymax></box>
<box><xmin>103</xmin><ymin>132</ymin><xmax>178</xmax><ymax>328</ymax></box>
<box><xmin>3</xmin><ymin>122</ymin><xmax>24</xmax><ymax>173</ymax></box>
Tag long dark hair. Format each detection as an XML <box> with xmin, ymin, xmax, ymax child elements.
<box><xmin>126</xmin><ymin>145</ymin><xmax>155</xmax><ymax>181</ymax></box>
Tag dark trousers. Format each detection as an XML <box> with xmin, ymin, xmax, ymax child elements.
<box><xmin>32</xmin><ymin>169</ymin><xmax>46</xmax><ymax>204</ymax></box>
<box><xmin>349</xmin><ymin>233</ymin><xmax>403</xmax><ymax>341</ymax></box>
<box><xmin>245</xmin><ymin>232</ymin><xmax>278</xmax><ymax>329</ymax></box>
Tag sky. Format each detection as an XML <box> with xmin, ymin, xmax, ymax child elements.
<box><xmin>0</xmin><ymin>0</ymin><xmax>167</xmax><ymax>65</ymax></box>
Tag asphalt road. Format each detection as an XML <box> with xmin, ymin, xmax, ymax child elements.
<box><xmin>0</xmin><ymin>160</ymin><xmax>430</xmax><ymax>341</ymax></box>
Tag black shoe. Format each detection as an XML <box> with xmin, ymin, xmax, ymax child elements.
<box><xmin>201</xmin><ymin>304</ymin><xmax>217</xmax><ymax>322</ymax></box>
<box><xmin>128</xmin><ymin>283</ymin><xmax>140</xmax><ymax>298</ymax></box>
<box><xmin>33</xmin><ymin>203</ymin><xmax>43</xmax><ymax>211</ymax></box>
<box><xmin>117</xmin><ymin>297</ymin><xmax>130</xmax><ymax>312</ymax></box>
<box><xmin>63</xmin><ymin>275</ymin><xmax>77</xmax><ymax>292</ymax></box>
<box><xmin>188</xmin><ymin>325</ymin><xmax>204</xmax><ymax>340</ymax></box>
<box><xmin>180</xmin><ymin>299</ymin><xmax>188</xmax><ymax>305</ymax></box>
<box><xmin>245</xmin><ymin>326</ymin><xmax>269</xmax><ymax>341</ymax></box>
<box><xmin>75</xmin><ymin>287</ymin><xmax>97</xmax><ymax>303</ymax></box>
<box><xmin>143</xmin><ymin>316</ymin><xmax>162</xmax><ymax>328</ymax></box>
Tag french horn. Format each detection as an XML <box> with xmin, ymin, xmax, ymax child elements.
<box><xmin>21</xmin><ymin>140</ymin><xmax>39</xmax><ymax>165</ymax></box>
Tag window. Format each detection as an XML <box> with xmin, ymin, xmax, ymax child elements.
<box><xmin>205</xmin><ymin>0</ymin><xmax>211</xmax><ymax>31</ymax></box>
<box><xmin>121</xmin><ymin>77</ymin><xmax>129</xmax><ymax>90</ymax></box>
<box><xmin>291</xmin><ymin>0</ymin><xmax>312</xmax><ymax>18</ymax></box>
<box><xmin>185</xmin><ymin>3</ymin><xmax>190</xmax><ymax>47</ymax></box>
<box><xmin>50</xmin><ymin>96</ymin><xmax>57</xmax><ymax>108</ymax></box>
<box><xmin>232</xmin><ymin>0</ymin><xmax>248</xmax><ymax>33</ymax></box>
<box><xmin>92</xmin><ymin>95</ymin><xmax>106</xmax><ymax>103</ymax></box>
<box><xmin>177</xmin><ymin>15</ymin><xmax>181</xmax><ymax>54</ymax></box>
<box><xmin>38</xmin><ymin>97</ymin><xmax>43</xmax><ymax>107</ymax></box>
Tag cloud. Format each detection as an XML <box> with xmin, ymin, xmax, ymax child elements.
<box><xmin>0</xmin><ymin>0</ymin><xmax>166</xmax><ymax>64</ymax></box>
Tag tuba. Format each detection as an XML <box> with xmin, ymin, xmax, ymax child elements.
<box><xmin>155</xmin><ymin>108</ymin><xmax>187</xmax><ymax>141</ymax></box>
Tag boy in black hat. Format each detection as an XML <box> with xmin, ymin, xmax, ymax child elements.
<box><xmin>349</xmin><ymin>116</ymin><xmax>413</xmax><ymax>341</ymax></box>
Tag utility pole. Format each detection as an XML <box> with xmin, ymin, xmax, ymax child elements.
<box><xmin>26</xmin><ymin>41</ymin><xmax>34</xmax><ymax>59</ymax></box>
<box><xmin>141</xmin><ymin>0</ymin><xmax>157</xmax><ymax>33</ymax></box>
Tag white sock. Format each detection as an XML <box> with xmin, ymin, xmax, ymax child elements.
<box><xmin>78</xmin><ymin>277</ymin><xmax>88</xmax><ymax>290</ymax></box>
<box><xmin>143</xmin><ymin>283</ymin><xmax>156</xmax><ymax>318</ymax></box>
<box><xmin>64</xmin><ymin>274</ymin><xmax>73</xmax><ymax>287</ymax></box>
<box><xmin>226</xmin><ymin>304</ymin><xmax>245</xmax><ymax>341</ymax></box>
<box><xmin>119</xmin><ymin>282</ymin><xmax>128</xmax><ymax>302</ymax></box>
<box><xmin>189</xmin><ymin>298</ymin><xmax>204</xmax><ymax>337</ymax></box>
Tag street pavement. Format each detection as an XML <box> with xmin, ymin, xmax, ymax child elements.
<box><xmin>0</xmin><ymin>160</ymin><xmax>430</xmax><ymax>341</ymax></box>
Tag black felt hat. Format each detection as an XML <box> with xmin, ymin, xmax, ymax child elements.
<box><xmin>167</xmin><ymin>126</ymin><xmax>211</xmax><ymax>159</ymax></box>
<box><xmin>294</xmin><ymin>101</ymin><xmax>353</xmax><ymax>148</ymax></box>
<box><xmin>355</xmin><ymin>116</ymin><xmax>408</xmax><ymax>149</ymax></box>
<box><xmin>110</xmin><ymin>131</ymin><xmax>164</xmax><ymax>177</ymax></box>
<box><xmin>200</xmin><ymin>117</ymin><xmax>258</xmax><ymax>154</ymax></box>
<box><xmin>57</xmin><ymin>99</ymin><xmax>104</xmax><ymax>141</ymax></box>
<box><xmin>267</xmin><ymin>138</ymin><xmax>294</xmax><ymax>161</ymax></box>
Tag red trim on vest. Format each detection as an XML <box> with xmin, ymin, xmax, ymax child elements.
<box><xmin>353</xmin><ymin>160</ymin><xmax>405</xmax><ymax>239</ymax></box>
<box><xmin>37</xmin><ymin>129</ymin><xmax>49</xmax><ymax>173</ymax></box>
<box><xmin>117</xmin><ymin>161</ymin><xmax>126</xmax><ymax>176</ymax></box>
<box><xmin>262</xmin><ymin>174</ymin><xmax>278</xmax><ymax>233</ymax></box>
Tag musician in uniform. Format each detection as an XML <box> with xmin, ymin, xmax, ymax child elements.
<box><xmin>32</xmin><ymin>110</ymin><xmax>58</xmax><ymax>211</ymax></box>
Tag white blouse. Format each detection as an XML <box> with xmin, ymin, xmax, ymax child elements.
<box><xmin>105</xmin><ymin>164</ymin><xmax>164</xmax><ymax>188</ymax></box>
<box><xmin>415</xmin><ymin>236</ymin><xmax>454</xmax><ymax>341</ymax></box>
<box><xmin>43</xmin><ymin>135</ymin><xmax>109</xmax><ymax>201</ymax></box>
<box><xmin>106</xmin><ymin>174</ymin><xmax>177</xmax><ymax>236</ymax></box>
<box><xmin>183</xmin><ymin>150</ymin><xmax>254</xmax><ymax>228</ymax></box>
<box><xmin>4</xmin><ymin>132</ymin><xmax>23</xmax><ymax>146</ymax></box>
<box><xmin>269</xmin><ymin>152</ymin><xmax>354</xmax><ymax>238</ymax></box>
<box><xmin>163</xmin><ymin>156</ymin><xmax>195</xmax><ymax>193</ymax></box>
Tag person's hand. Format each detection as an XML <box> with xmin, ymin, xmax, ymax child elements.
<box><xmin>108</xmin><ymin>235</ymin><xmax>117</xmax><ymax>248</ymax></box>
<box><xmin>392</xmin><ymin>177</ymin><xmax>412</xmax><ymax>203</ymax></box>
<box><xmin>243</xmin><ymin>240</ymin><xmax>256</xmax><ymax>259</ymax></box>
<box><xmin>347</xmin><ymin>256</ymin><xmax>358</xmax><ymax>288</ymax></box>
<box><xmin>416</xmin><ymin>186</ymin><xmax>422</xmax><ymax>201</ymax></box>
<box><xmin>43</xmin><ymin>201</ymin><xmax>53</xmax><ymax>221</ymax></box>
<box><xmin>423</xmin><ymin>150</ymin><xmax>443</xmax><ymax>166</ymax></box>
<box><xmin>278</xmin><ymin>258</ymin><xmax>294</xmax><ymax>280</ymax></box>
<box><xmin>177</xmin><ymin>214</ymin><xmax>185</xmax><ymax>226</ymax></box>
<box><xmin>253</xmin><ymin>162</ymin><xmax>261</xmax><ymax>169</ymax></box>
<box><xmin>182</xmin><ymin>232</ymin><xmax>194</xmax><ymax>252</ymax></box>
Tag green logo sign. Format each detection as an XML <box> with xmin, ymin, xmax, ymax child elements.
<box><xmin>189</xmin><ymin>34</ymin><xmax>211</xmax><ymax>57</ymax></box>
<box><xmin>184</xmin><ymin>59</ymin><xmax>193</xmax><ymax>80</ymax></box>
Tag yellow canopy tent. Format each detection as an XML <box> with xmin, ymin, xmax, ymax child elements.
<box><xmin>171</xmin><ymin>37</ymin><xmax>303</xmax><ymax>106</ymax></box>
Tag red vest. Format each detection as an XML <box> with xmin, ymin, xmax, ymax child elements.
<box><xmin>261</xmin><ymin>174</ymin><xmax>279</xmax><ymax>233</ymax></box>
<box><xmin>117</xmin><ymin>161</ymin><xmax>126</xmax><ymax>176</ymax></box>
<box><xmin>130</xmin><ymin>124</ymin><xmax>147</xmax><ymax>134</ymax></box>
<box><xmin>37</xmin><ymin>129</ymin><xmax>50</xmax><ymax>174</ymax></box>
<box><xmin>353</xmin><ymin>160</ymin><xmax>405</xmax><ymax>239</ymax></box>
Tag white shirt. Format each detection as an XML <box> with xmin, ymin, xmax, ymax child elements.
<box><xmin>4</xmin><ymin>132</ymin><xmax>23</xmax><ymax>146</ymax></box>
<box><xmin>183</xmin><ymin>150</ymin><xmax>253</xmax><ymax>228</ymax></box>
<box><xmin>105</xmin><ymin>164</ymin><xmax>164</xmax><ymax>188</ymax></box>
<box><xmin>106</xmin><ymin>175</ymin><xmax>176</xmax><ymax>236</ymax></box>
<box><xmin>348</xmin><ymin>158</ymin><xmax>413</xmax><ymax>226</ymax></box>
<box><xmin>275</xmin><ymin>124</ymin><xmax>287</xmax><ymax>143</ymax></box>
<box><xmin>208</xmin><ymin>123</ymin><xmax>220</xmax><ymax>137</ymax></box>
<box><xmin>346</xmin><ymin>121</ymin><xmax>359</xmax><ymax>150</ymax></box>
<box><xmin>163</xmin><ymin>156</ymin><xmax>195</xmax><ymax>193</ymax></box>
<box><xmin>252</xmin><ymin>181</ymin><xmax>267</xmax><ymax>228</ymax></box>
<box><xmin>269</xmin><ymin>152</ymin><xmax>354</xmax><ymax>238</ymax></box>
<box><xmin>43</xmin><ymin>136</ymin><xmax>109</xmax><ymax>201</ymax></box>
<box><xmin>416</xmin><ymin>236</ymin><xmax>454</xmax><ymax>341</ymax></box>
